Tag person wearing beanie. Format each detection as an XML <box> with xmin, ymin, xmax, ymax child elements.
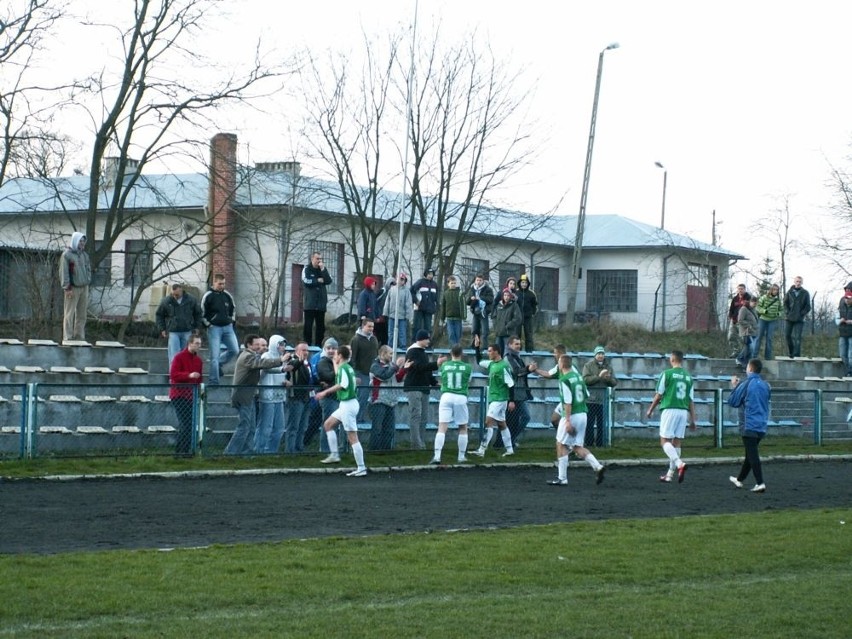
<box><xmin>357</xmin><ymin>275</ymin><xmax>380</xmax><ymax>321</ymax></box>
<box><xmin>440</xmin><ymin>275</ymin><xmax>467</xmax><ymax>347</ymax></box>
<box><xmin>505</xmin><ymin>277</ymin><xmax>517</xmax><ymax>293</ymax></box>
<box><xmin>515</xmin><ymin>274</ymin><xmax>539</xmax><ymax>351</ymax></box>
<box><xmin>836</xmin><ymin>282</ymin><xmax>852</xmax><ymax>377</ymax></box>
<box><xmin>402</xmin><ymin>329</ymin><xmax>446</xmax><ymax>449</ymax></box>
<box><xmin>385</xmin><ymin>272</ymin><xmax>413</xmax><ymax>350</ymax></box>
<box><xmin>582</xmin><ymin>345</ymin><xmax>618</xmax><ymax>448</ymax></box>
<box><xmin>411</xmin><ymin>267</ymin><xmax>439</xmax><ymax>336</ymax></box>
<box><xmin>491</xmin><ymin>287</ymin><xmax>522</xmax><ymax>355</ymax></box>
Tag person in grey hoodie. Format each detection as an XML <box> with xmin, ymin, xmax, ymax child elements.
<box><xmin>58</xmin><ymin>231</ymin><xmax>92</xmax><ymax>341</ymax></box>
<box><xmin>255</xmin><ymin>335</ymin><xmax>293</xmax><ymax>454</ymax></box>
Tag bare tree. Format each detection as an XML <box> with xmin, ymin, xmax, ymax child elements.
<box><xmin>816</xmin><ymin>160</ymin><xmax>852</xmax><ymax>282</ymax></box>
<box><xmin>749</xmin><ymin>194</ymin><xmax>799</xmax><ymax>291</ymax></box>
<box><xmin>0</xmin><ymin>0</ymin><xmax>82</xmax><ymax>184</ymax></box>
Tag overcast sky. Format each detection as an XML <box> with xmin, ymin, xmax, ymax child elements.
<box><xmin>48</xmin><ymin>0</ymin><xmax>852</xmax><ymax>302</ymax></box>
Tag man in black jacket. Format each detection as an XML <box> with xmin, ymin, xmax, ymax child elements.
<box><xmin>302</xmin><ymin>251</ymin><xmax>333</xmax><ymax>346</ymax></box>
<box><xmin>402</xmin><ymin>329</ymin><xmax>446</xmax><ymax>449</ymax></box>
<box><xmin>503</xmin><ymin>336</ymin><xmax>535</xmax><ymax>447</ymax></box>
<box><xmin>200</xmin><ymin>274</ymin><xmax>240</xmax><ymax>385</ymax></box>
<box><xmin>156</xmin><ymin>283</ymin><xmax>202</xmax><ymax>366</ymax></box>
<box><xmin>285</xmin><ymin>341</ymin><xmax>314</xmax><ymax>453</ymax></box>
<box><xmin>411</xmin><ymin>267</ymin><xmax>438</xmax><ymax>336</ymax></box>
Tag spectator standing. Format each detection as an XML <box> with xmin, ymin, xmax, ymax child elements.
<box><xmin>467</xmin><ymin>273</ymin><xmax>494</xmax><ymax>350</ymax></box>
<box><xmin>357</xmin><ymin>276</ymin><xmax>379</xmax><ymax>321</ymax></box>
<box><xmin>374</xmin><ymin>276</ymin><xmax>392</xmax><ymax>346</ymax></box>
<box><xmin>504</xmin><ymin>336</ymin><xmax>536</xmax><ymax>448</ymax></box>
<box><xmin>201</xmin><ymin>274</ymin><xmax>240</xmax><ymax>385</ymax></box>
<box><xmin>728</xmin><ymin>358</ymin><xmax>771</xmax><ymax>493</ymax></box>
<box><xmin>736</xmin><ymin>294</ymin><xmax>759</xmax><ymax>368</ymax></box>
<box><xmin>837</xmin><ymin>282</ymin><xmax>852</xmax><ymax>378</ymax></box>
<box><xmin>783</xmin><ymin>275</ymin><xmax>811</xmax><ymax>357</ymax></box>
<box><xmin>505</xmin><ymin>277</ymin><xmax>518</xmax><ymax>295</ymax></box>
<box><xmin>350</xmin><ymin>318</ymin><xmax>379</xmax><ymax>422</ymax></box>
<box><xmin>314</xmin><ymin>338</ymin><xmax>340</xmax><ymax>453</ymax></box>
<box><xmin>368</xmin><ymin>345</ymin><xmax>402</xmax><ymax>450</ymax></box>
<box><xmin>224</xmin><ymin>335</ymin><xmax>287</xmax><ymax>455</ymax></box>
<box><xmin>491</xmin><ymin>288</ymin><xmax>522</xmax><ymax>355</ymax></box>
<box><xmin>285</xmin><ymin>342</ymin><xmax>313</xmax><ymax>453</ymax></box>
<box><xmin>646</xmin><ymin>350</ymin><xmax>697</xmax><ymax>483</ymax></box>
<box><xmin>315</xmin><ymin>345</ymin><xmax>368</xmax><ymax>477</ymax></box>
<box><xmin>470</xmin><ymin>335</ymin><xmax>516</xmax><ymax>458</ymax></box>
<box><xmin>440</xmin><ymin>275</ymin><xmax>466</xmax><ymax>347</ymax></box>
<box><xmin>547</xmin><ymin>354</ymin><xmax>606</xmax><ymax>486</ymax></box>
<box><xmin>431</xmin><ymin>344</ymin><xmax>473</xmax><ymax>464</ymax></box>
<box><xmin>302</xmin><ymin>251</ymin><xmax>333</xmax><ymax>346</ymax></box>
<box><xmin>727</xmin><ymin>284</ymin><xmax>748</xmax><ymax>357</ymax></box>
<box><xmin>58</xmin><ymin>231</ymin><xmax>92</xmax><ymax>342</ymax></box>
<box><xmin>515</xmin><ymin>274</ymin><xmax>539</xmax><ymax>351</ymax></box>
<box><xmin>255</xmin><ymin>335</ymin><xmax>292</xmax><ymax>454</ymax></box>
<box><xmin>156</xmin><ymin>283</ymin><xmax>202</xmax><ymax>367</ymax></box>
<box><xmin>385</xmin><ymin>272</ymin><xmax>413</xmax><ymax>351</ymax></box>
<box><xmin>411</xmin><ymin>267</ymin><xmax>438</xmax><ymax>336</ymax></box>
<box><xmin>402</xmin><ymin>329</ymin><xmax>444</xmax><ymax>449</ymax></box>
<box><xmin>169</xmin><ymin>333</ymin><xmax>203</xmax><ymax>456</ymax></box>
<box><xmin>755</xmin><ymin>283</ymin><xmax>783</xmax><ymax>360</ymax></box>
<box><xmin>582</xmin><ymin>345</ymin><xmax>618</xmax><ymax>448</ymax></box>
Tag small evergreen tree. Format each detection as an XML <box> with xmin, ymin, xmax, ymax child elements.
<box><xmin>757</xmin><ymin>256</ymin><xmax>776</xmax><ymax>296</ymax></box>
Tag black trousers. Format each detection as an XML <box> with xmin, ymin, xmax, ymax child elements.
<box><xmin>737</xmin><ymin>433</ymin><xmax>764</xmax><ymax>484</ymax></box>
<box><xmin>585</xmin><ymin>402</ymin><xmax>605</xmax><ymax>447</ymax></box>
<box><xmin>303</xmin><ymin>309</ymin><xmax>326</xmax><ymax>347</ymax></box>
<box><xmin>172</xmin><ymin>398</ymin><xmax>194</xmax><ymax>456</ymax></box>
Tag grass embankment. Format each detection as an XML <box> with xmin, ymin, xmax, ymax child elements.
<box><xmin>1</xmin><ymin>508</ymin><xmax>849</xmax><ymax>638</ymax></box>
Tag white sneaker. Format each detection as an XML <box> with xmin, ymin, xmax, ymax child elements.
<box><xmin>751</xmin><ymin>483</ymin><xmax>766</xmax><ymax>493</ymax></box>
<box><xmin>659</xmin><ymin>472</ymin><xmax>673</xmax><ymax>483</ymax></box>
<box><xmin>501</xmin><ymin>450</ymin><xmax>515</xmax><ymax>458</ymax></box>
<box><xmin>347</xmin><ymin>468</ymin><xmax>367</xmax><ymax>477</ymax></box>
<box><xmin>469</xmin><ymin>448</ymin><xmax>485</xmax><ymax>458</ymax></box>
<box><xmin>547</xmin><ymin>478</ymin><xmax>568</xmax><ymax>486</ymax></box>
<box><xmin>457</xmin><ymin>456</ymin><xmax>468</xmax><ymax>463</ymax></box>
<box><xmin>429</xmin><ymin>457</ymin><xmax>441</xmax><ymax>465</ymax></box>
<box><xmin>729</xmin><ymin>476</ymin><xmax>743</xmax><ymax>488</ymax></box>
<box><xmin>320</xmin><ymin>454</ymin><xmax>341</xmax><ymax>464</ymax></box>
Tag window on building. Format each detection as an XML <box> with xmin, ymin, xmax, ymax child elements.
<box><xmin>456</xmin><ymin>257</ymin><xmax>489</xmax><ymax>289</ymax></box>
<box><xmin>124</xmin><ymin>239</ymin><xmax>153</xmax><ymax>287</ymax></box>
<box><xmin>687</xmin><ymin>262</ymin><xmax>711</xmax><ymax>287</ymax></box>
<box><xmin>91</xmin><ymin>241</ymin><xmax>112</xmax><ymax>287</ymax></box>
<box><xmin>498</xmin><ymin>262</ymin><xmax>525</xmax><ymax>289</ymax></box>
<box><xmin>533</xmin><ymin>266</ymin><xmax>559</xmax><ymax>310</ymax></box>
<box><xmin>586</xmin><ymin>269</ymin><xmax>638</xmax><ymax>313</ymax></box>
<box><xmin>308</xmin><ymin>240</ymin><xmax>344</xmax><ymax>295</ymax></box>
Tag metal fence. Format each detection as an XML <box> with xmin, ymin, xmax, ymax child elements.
<box><xmin>0</xmin><ymin>381</ymin><xmax>844</xmax><ymax>460</ymax></box>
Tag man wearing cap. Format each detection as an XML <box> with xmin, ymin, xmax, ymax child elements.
<box><xmin>59</xmin><ymin>231</ymin><xmax>92</xmax><ymax>342</ymax></box>
<box><xmin>837</xmin><ymin>282</ymin><xmax>852</xmax><ymax>377</ymax></box>
<box><xmin>385</xmin><ymin>272</ymin><xmax>413</xmax><ymax>350</ymax></box>
<box><xmin>411</xmin><ymin>267</ymin><xmax>439</xmax><ymax>336</ymax></box>
<box><xmin>402</xmin><ymin>329</ymin><xmax>446</xmax><ymax>449</ymax></box>
<box><xmin>582</xmin><ymin>346</ymin><xmax>618</xmax><ymax>447</ymax></box>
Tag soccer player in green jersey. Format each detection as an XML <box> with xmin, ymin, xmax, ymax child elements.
<box><xmin>646</xmin><ymin>350</ymin><xmax>697</xmax><ymax>483</ymax></box>
<box><xmin>431</xmin><ymin>344</ymin><xmax>474</xmax><ymax>464</ymax></box>
<box><xmin>533</xmin><ymin>343</ymin><xmax>568</xmax><ymax>428</ymax></box>
<box><xmin>470</xmin><ymin>335</ymin><xmax>516</xmax><ymax>457</ymax></box>
<box><xmin>315</xmin><ymin>345</ymin><xmax>367</xmax><ymax>477</ymax></box>
<box><xmin>548</xmin><ymin>354</ymin><xmax>605</xmax><ymax>485</ymax></box>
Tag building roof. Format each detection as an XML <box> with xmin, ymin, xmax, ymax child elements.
<box><xmin>0</xmin><ymin>168</ymin><xmax>744</xmax><ymax>259</ymax></box>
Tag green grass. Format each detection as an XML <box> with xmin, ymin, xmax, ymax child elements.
<box><xmin>1</xmin><ymin>508</ymin><xmax>849</xmax><ymax>638</ymax></box>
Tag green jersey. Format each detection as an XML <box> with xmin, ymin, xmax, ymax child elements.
<box><xmin>558</xmin><ymin>369</ymin><xmax>588</xmax><ymax>414</ymax></box>
<box><xmin>335</xmin><ymin>362</ymin><xmax>358</xmax><ymax>402</ymax></box>
<box><xmin>655</xmin><ymin>367</ymin><xmax>694</xmax><ymax>410</ymax></box>
<box><xmin>440</xmin><ymin>360</ymin><xmax>473</xmax><ymax>395</ymax></box>
<box><xmin>479</xmin><ymin>357</ymin><xmax>514</xmax><ymax>402</ymax></box>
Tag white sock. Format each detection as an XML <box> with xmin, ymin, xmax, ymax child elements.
<box><xmin>663</xmin><ymin>442</ymin><xmax>680</xmax><ymax>467</ymax></box>
<box><xmin>558</xmin><ymin>454</ymin><xmax>569</xmax><ymax>481</ymax></box>
<box><xmin>676</xmin><ymin>447</ymin><xmax>683</xmax><ymax>468</ymax></box>
<box><xmin>352</xmin><ymin>441</ymin><xmax>365</xmax><ymax>469</ymax></box>
<box><xmin>458</xmin><ymin>433</ymin><xmax>468</xmax><ymax>458</ymax></box>
<box><xmin>433</xmin><ymin>432</ymin><xmax>445</xmax><ymax>458</ymax></box>
<box><xmin>500</xmin><ymin>428</ymin><xmax>513</xmax><ymax>453</ymax></box>
<box><xmin>585</xmin><ymin>452</ymin><xmax>602</xmax><ymax>471</ymax></box>
<box><xmin>481</xmin><ymin>427</ymin><xmax>494</xmax><ymax>449</ymax></box>
<box><xmin>326</xmin><ymin>429</ymin><xmax>338</xmax><ymax>455</ymax></box>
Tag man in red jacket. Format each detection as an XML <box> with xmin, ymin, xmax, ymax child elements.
<box><xmin>169</xmin><ymin>333</ymin><xmax>203</xmax><ymax>456</ymax></box>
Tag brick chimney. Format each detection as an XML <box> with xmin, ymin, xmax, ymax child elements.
<box><xmin>208</xmin><ymin>133</ymin><xmax>238</xmax><ymax>293</ymax></box>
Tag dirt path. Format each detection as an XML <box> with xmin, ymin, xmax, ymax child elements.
<box><xmin>1</xmin><ymin>459</ymin><xmax>849</xmax><ymax>554</ymax></box>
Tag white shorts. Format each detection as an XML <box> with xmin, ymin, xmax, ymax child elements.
<box><xmin>659</xmin><ymin>408</ymin><xmax>688</xmax><ymax>440</ymax></box>
<box><xmin>556</xmin><ymin>413</ymin><xmax>587</xmax><ymax>448</ymax></box>
<box><xmin>439</xmin><ymin>393</ymin><xmax>469</xmax><ymax>426</ymax></box>
<box><xmin>331</xmin><ymin>398</ymin><xmax>360</xmax><ymax>432</ymax></box>
<box><xmin>486</xmin><ymin>400</ymin><xmax>508</xmax><ymax>422</ymax></box>
<box><xmin>552</xmin><ymin>403</ymin><xmax>564</xmax><ymax>417</ymax></box>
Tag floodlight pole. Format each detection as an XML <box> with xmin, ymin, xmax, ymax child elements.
<box><xmin>565</xmin><ymin>43</ymin><xmax>619</xmax><ymax>326</ymax></box>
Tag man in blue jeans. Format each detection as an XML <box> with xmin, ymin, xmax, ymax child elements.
<box><xmin>201</xmin><ymin>273</ymin><xmax>240</xmax><ymax>385</ymax></box>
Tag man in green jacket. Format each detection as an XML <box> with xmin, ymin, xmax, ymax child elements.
<box><xmin>755</xmin><ymin>283</ymin><xmax>782</xmax><ymax>360</ymax></box>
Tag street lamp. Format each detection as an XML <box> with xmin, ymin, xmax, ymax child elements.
<box><xmin>655</xmin><ymin>161</ymin><xmax>667</xmax><ymax>229</ymax></box>
<box><xmin>565</xmin><ymin>42</ymin><xmax>620</xmax><ymax>325</ymax></box>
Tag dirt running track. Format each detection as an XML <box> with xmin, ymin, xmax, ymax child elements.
<box><xmin>1</xmin><ymin>460</ymin><xmax>849</xmax><ymax>554</ymax></box>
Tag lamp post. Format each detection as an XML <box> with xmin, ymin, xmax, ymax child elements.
<box><xmin>565</xmin><ymin>42</ymin><xmax>620</xmax><ymax>325</ymax></box>
<box><xmin>654</xmin><ymin>161</ymin><xmax>667</xmax><ymax>229</ymax></box>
